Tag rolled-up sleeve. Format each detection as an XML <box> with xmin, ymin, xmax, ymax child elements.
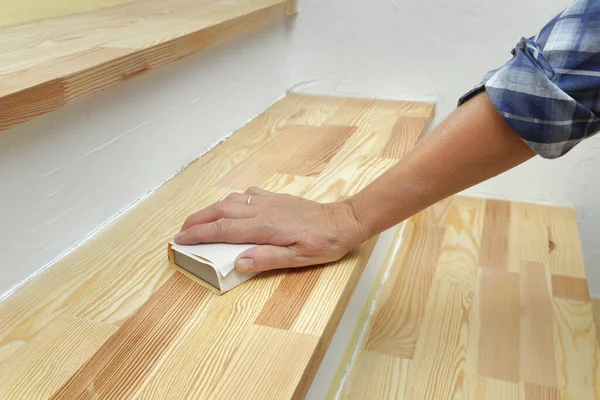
<box><xmin>458</xmin><ymin>0</ymin><xmax>600</xmax><ymax>159</ymax></box>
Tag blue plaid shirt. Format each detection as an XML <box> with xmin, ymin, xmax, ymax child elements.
<box><xmin>459</xmin><ymin>0</ymin><xmax>600</xmax><ymax>159</ymax></box>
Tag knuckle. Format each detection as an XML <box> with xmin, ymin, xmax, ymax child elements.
<box><xmin>224</xmin><ymin>193</ymin><xmax>239</xmax><ymax>202</ymax></box>
<box><xmin>213</xmin><ymin>200</ymin><xmax>227</xmax><ymax>213</ymax></box>
<box><xmin>215</xmin><ymin>218</ymin><xmax>232</xmax><ymax>232</ymax></box>
<box><xmin>263</xmin><ymin>249</ymin><xmax>277</xmax><ymax>268</ymax></box>
<box><xmin>302</xmin><ymin>235</ymin><xmax>326</xmax><ymax>256</ymax></box>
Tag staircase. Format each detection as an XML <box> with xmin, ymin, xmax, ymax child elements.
<box><xmin>0</xmin><ymin>0</ymin><xmax>598</xmax><ymax>399</ymax></box>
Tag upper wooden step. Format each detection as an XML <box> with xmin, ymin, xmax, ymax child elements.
<box><xmin>0</xmin><ymin>0</ymin><xmax>296</xmax><ymax>132</ymax></box>
<box><xmin>0</xmin><ymin>94</ymin><xmax>434</xmax><ymax>399</ymax></box>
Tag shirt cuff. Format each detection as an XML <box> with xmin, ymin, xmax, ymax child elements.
<box><xmin>458</xmin><ymin>37</ymin><xmax>598</xmax><ymax>159</ymax></box>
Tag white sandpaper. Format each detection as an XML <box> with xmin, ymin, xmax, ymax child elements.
<box><xmin>170</xmin><ymin>242</ymin><xmax>255</xmax><ymax>277</ymax></box>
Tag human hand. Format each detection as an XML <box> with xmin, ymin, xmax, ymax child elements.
<box><xmin>174</xmin><ymin>187</ymin><xmax>368</xmax><ymax>273</ymax></box>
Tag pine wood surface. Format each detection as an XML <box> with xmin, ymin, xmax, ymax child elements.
<box><xmin>0</xmin><ymin>94</ymin><xmax>434</xmax><ymax>399</ymax></box>
<box><xmin>0</xmin><ymin>0</ymin><xmax>296</xmax><ymax>132</ymax></box>
<box><xmin>333</xmin><ymin>197</ymin><xmax>600</xmax><ymax>400</ymax></box>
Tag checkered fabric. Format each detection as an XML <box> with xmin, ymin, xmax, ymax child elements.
<box><xmin>459</xmin><ymin>0</ymin><xmax>600</xmax><ymax>158</ymax></box>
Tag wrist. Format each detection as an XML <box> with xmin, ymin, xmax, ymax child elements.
<box><xmin>340</xmin><ymin>196</ymin><xmax>375</xmax><ymax>243</ymax></box>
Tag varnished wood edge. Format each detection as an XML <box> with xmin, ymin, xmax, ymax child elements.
<box><xmin>0</xmin><ymin>0</ymin><xmax>297</xmax><ymax>132</ymax></box>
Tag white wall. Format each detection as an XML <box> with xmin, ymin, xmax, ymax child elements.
<box><xmin>288</xmin><ymin>0</ymin><xmax>600</xmax><ymax>295</ymax></box>
<box><xmin>0</xmin><ymin>22</ymin><xmax>291</xmax><ymax>298</ymax></box>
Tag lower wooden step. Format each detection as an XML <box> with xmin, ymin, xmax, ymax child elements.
<box><xmin>0</xmin><ymin>94</ymin><xmax>434</xmax><ymax>399</ymax></box>
<box><xmin>330</xmin><ymin>196</ymin><xmax>599</xmax><ymax>400</ymax></box>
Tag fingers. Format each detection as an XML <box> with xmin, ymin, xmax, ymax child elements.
<box><xmin>175</xmin><ymin>218</ymin><xmax>271</xmax><ymax>245</ymax></box>
<box><xmin>235</xmin><ymin>245</ymin><xmax>307</xmax><ymax>272</ymax></box>
<box><xmin>180</xmin><ymin>200</ymin><xmax>255</xmax><ymax>231</ymax></box>
<box><xmin>245</xmin><ymin>186</ymin><xmax>272</xmax><ymax>196</ymax></box>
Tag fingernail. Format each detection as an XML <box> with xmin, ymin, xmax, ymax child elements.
<box><xmin>236</xmin><ymin>257</ymin><xmax>254</xmax><ymax>272</ymax></box>
<box><xmin>174</xmin><ymin>231</ymin><xmax>185</xmax><ymax>242</ymax></box>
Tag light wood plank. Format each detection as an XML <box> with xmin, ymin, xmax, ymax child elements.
<box><xmin>52</xmin><ymin>273</ymin><xmax>210</xmax><ymax>399</ymax></box>
<box><xmin>327</xmin><ymin>224</ymin><xmax>408</xmax><ymax>399</ymax></box>
<box><xmin>411</xmin><ymin>197</ymin><xmax>452</xmax><ymax>227</ymax></box>
<box><xmin>132</xmin><ymin>269</ymin><xmax>284</xmax><ymax>399</ymax></box>
<box><xmin>386</xmin><ymin>196</ymin><xmax>486</xmax><ymax>399</ymax></box>
<box><xmin>0</xmin><ymin>0</ymin><xmax>296</xmax><ymax>131</ymax></box>
<box><xmin>403</xmin><ymin>277</ymin><xmax>474</xmax><ymax>398</ymax></box>
<box><xmin>0</xmin><ymin>314</ymin><xmax>117</xmax><ymax>400</ymax></box>
<box><xmin>210</xmin><ymin>325</ymin><xmax>319</xmax><ymax>400</ymax></box>
<box><xmin>436</xmin><ymin>196</ymin><xmax>486</xmax><ymax>283</ymax></box>
<box><xmin>340</xmin><ymin>351</ymin><xmax>409</xmax><ymax>400</ymax></box>
<box><xmin>553</xmin><ymin>297</ymin><xmax>599</xmax><ymax>399</ymax></box>
<box><xmin>520</xmin><ymin>262</ymin><xmax>557</xmax><ymax>387</ymax></box>
<box><xmin>512</xmin><ymin>202</ymin><xmax>550</xmax><ymax>265</ymax></box>
<box><xmin>521</xmin><ymin>382</ymin><xmax>561</xmax><ymax>400</ymax></box>
<box><xmin>477</xmin><ymin>268</ymin><xmax>520</xmax><ymax>382</ymax></box>
<box><xmin>479</xmin><ymin>199</ymin><xmax>510</xmax><ymax>270</ymax></box>
<box><xmin>546</xmin><ymin>206</ymin><xmax>587</xmax><ymax>278</ymax></box>
<box><xmin>340</xmin><ymin>156</ymin><xmax>397</xmax><ymax>198</ymax></box>
<box><xmin>365</xmin><ymin>223</ymin><xmax>444</xmax><ymax>359</ymax></box>
<box><xmin>381</xmin><ymin>116</ymin><xmax>428</xmax><ymax>159</ymax></box>
<box><xmin>552</xmin><ymin>275</ymin><xmax>591</xmax><ymax>301</ymax></box>
<box><xmin>261</xmin><ymin>173</ymin><xmax>316</xmax><ymax>196</ymax></box>
<box><xmin>466</xmin><ymin>375</ymin><xmax>521</xmax><ymax>400</ymax></box>
<box><xmin>290</xmin><ymin>239</ymin><xmax>378</xmax><ymax>336</ymax></box>
<box><xmin>255</xmin><ymin>267</ymin><xmax>323</xmax><ymax>330</ymax></box>
<box><xmin>334</xmin><ymin>196</ymin><xmax>597</xmax><ymax>400</ymax></box>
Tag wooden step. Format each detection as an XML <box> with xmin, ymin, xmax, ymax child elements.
<box><xmin>0</xmin><ymin>0</ymin><xmax>296</xmax><ymax>132</ymax></box>
<box><xmin>0</xmin><ymin>93</ymin><xmax>434</xmax><ymax>399</ymax></box>
<box><xmin>329</xmin><ymin>197</ymin><xmax>599</xmax><ymax>399</ymax></box>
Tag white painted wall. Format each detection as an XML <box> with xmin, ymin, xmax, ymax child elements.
<box><xmin>0</xmin><ymin>22</ymin><xmax>291</xmax><ymax>298</ymax></box>
<box><xmin>288</xmin><ymin>0</ymin><xmax>600</xmax><ymax>295</ymax></box>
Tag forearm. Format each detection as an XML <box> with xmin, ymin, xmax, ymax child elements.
<box><xmin>346</xmin><ymin>91</ymin><xmax>535</xmax><ymax>238</ymax></box>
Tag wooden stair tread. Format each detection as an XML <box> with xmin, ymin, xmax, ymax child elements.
<box><xmin>330</xmin><ymin>197</ymin><xmax>600</xmax><ymax>399</ymax></box>
<box><xmin>0</xmin><ymin>93</ymin><xmax>434</xmax><ymax>399</ymax></box>
<box><xmin>0</xmin><ymin>0</ymin><xmax>296</xmax><ymax>132</ymax></box>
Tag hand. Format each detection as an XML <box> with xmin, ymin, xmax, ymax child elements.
<box><xmin>174</xmin><ymin>187</ymin><xmax>367</xmax><ymax>272</ymax></box>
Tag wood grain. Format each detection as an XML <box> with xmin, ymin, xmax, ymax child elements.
<box><xmin>512</xmin><ymin>202</ymin><xmax>549</xmax><ymax>265</ymax></box>
<box><xmin>52</xmin><ymin>273</ymin><xmax>209</xmax><ymax>399</ymax></box>
<box><xmin>552</xmin><ymin>275</ymin><xmax>591</xmax><ymax>301</ymax></box>
<box><xmin>546</xmin><ymin>206</ymin><xmax>587</xmax><ymax>278</ymax></box>
<box><xmin>255</xmin><ymin>266</ymin><xmax>323</xmax><ymax>330</ymax></box>
<box><xmin>340</xmin><ymin>351</ymin><xmax>409</xmax><ymax>400</ymax></box>
<box><xmin>381</xmin><ymin>116</ymin><xmax>428</xmax><ymax>159</ymax></box>
<box><xmin>520</xmin><ymin>262</ymin><xmax>557</xmax><ymax>387</ymax></box>
<box><xmin>522</xmin><ymin>382</ymin><xmax>561</xmax><ymax>400</ymax></box>
<box><xmin>553</xmin><ymin>297</ymin><xmax>599</xmax><ymax>400</ymax></box>
<box><xmin>331</xmin><ymin>196</ymin><xmax>597</xmax><ymax>399</ymax></box>
<box><xmin>467</xmin><ymin>375</ymin><xmax>521</xmax><ymax>400</ymax></box>
<box><xmin>0</xmin><ymin>0</ymin><xmax>296</xmax><ymax>131</ymax></box>
<box><xmin>0</xmin><ymin>314</ymin><xmax>118</xmax><ymax>399</ymax></box>
<box><xmin>479</xmin><ymin>199</ymin><xmax>510</xmax><ymax>270</ymax></box>
<box><xmin>210</xmin><ymin>325</ymin><xmax>319</xmax><ymax>400</ymax></box>
<box><xmin>365</xmin><ymin>223</ymin><xmax>444</xmax><ymax>358</ymax></box>
<box><xmin>477</xmin><ymin>268</ymin><xmax>520</xmax><ymax>382</ymax></box>
<box><xmin>0</xmin><ymin>94</ymin><xmax>433</xmax><ymax>399</ymax></box>
<box><xmin>132</xmin><ymin>270</ymin><xmax>284</xmax><ymax>399</ymax></box>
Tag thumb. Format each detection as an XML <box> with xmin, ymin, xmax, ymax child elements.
<box><xmin>235</xmin><ymin>245</ymin><xmax>303</xmax><ymax>272</ymax></box>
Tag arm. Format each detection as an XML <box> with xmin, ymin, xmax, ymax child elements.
<box><xmin>174</xmin><ymin>91</ymin><xmax>534</xmax><ymax>272</ymax></box>
<box><xmin>348</xmin><ymin>91</ymin><xmax>534</xmax><ymax>239</ymax></box>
